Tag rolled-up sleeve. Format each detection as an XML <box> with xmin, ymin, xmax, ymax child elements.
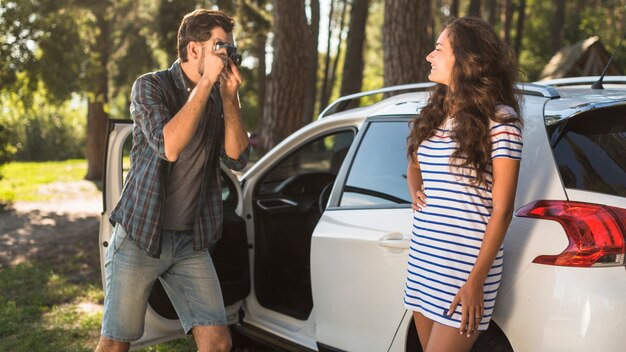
<box><xmin>130</xmin><ymin>75</ymin><xmax>172</xmax><ymax>160</ymax></box>
<box><xmin>220</xmin><ymin>144</ymin><xmax>250</xmax><ymax>171</ymax></box>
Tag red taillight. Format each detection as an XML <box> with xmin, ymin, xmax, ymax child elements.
<box><xmin>516</xmin><ymin>200</ymin><xmax>626</xmax><ymax>267</ymax></box>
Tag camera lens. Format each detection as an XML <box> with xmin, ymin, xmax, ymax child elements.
<box><xmin>231</xmin><ymin>53</ymin><xmax>242</xmax><ymax>66</ymax></box>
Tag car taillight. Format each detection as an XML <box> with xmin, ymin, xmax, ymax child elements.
<box><xmin>516</xmin><ymin>200</ymin><xmax>626</xmax><ymax>267</ymax></box>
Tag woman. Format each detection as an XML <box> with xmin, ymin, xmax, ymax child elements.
<box><xmin>404</xmin><ymin>17</ymin><xmax>523</xmax><ymax>352</ymax></box>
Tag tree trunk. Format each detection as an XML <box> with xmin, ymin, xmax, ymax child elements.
<box><xmin>468</xmin><ymin>0</ymin><xmax>481</xmax><ymax>17</ymax></box>
<box><xmin>383</xmin><ymin>0</ymin><xmax>431</xmax><ymax>92</ymax></box>
<box><xmin>259</xmin><ymin>0</ymin><xmax>310</xmax><ymax>152</ymax></box>
<box><xmin>216</xmin><ymin>0</ymin><xmax>236</xmax><ymax>14</ymax></box>
<box><xmin>303</xmin><ymin>0</ymin><xmax>320</xmax><ymax>124</ymax></box>
<box><xmin>319</xmin><ymin>0</ymin><xmax>336</xmax><ymax>113</ymax></box>
<box><xmin>340</xmin><ymin>0</ymin><xmax>369</xmax><ymax>97</ymax></box>
<box><xmin>551</xmin><ymin>0</ymin><xmax>565</xmax><ymax>54</ymax></box>
<box><xmin>325</xmin><ymin>0</ymin><xmax>348</xmax><ymax>106</ymax></box>
<box><xmin>514</xmin><ymin>0</ymin><xmax>526</xmax><ymax>59</ymax></box>
<box><xmin>501</xmin><ymin>0</ymin><xmax>513</xmax><ymax>44</ymax></box>
<box><xmin>487</xmin><ymin>0</ymin><xmax>498</xmax><ymax>25</ymax></box>
<box><xmin>255</xmin><ymin>32</ymin><xmax>267</xmax><ymax>122</ymax></box>
<box><xmin>85</xmin><ymin>11</ymin><xmax>110</xmax><ymax>181</ymax></box>
<box><xmin>450</xmin><ymin>0</ymin><xmax>460</xmax><ymax>17</ymax></box>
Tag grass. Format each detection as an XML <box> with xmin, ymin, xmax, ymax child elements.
<box><xmin>0</xmin><ymin>159</ymin><xmax>91</xmax><ymax>203</ymax></box>
<box><xmin>0</xmin><ymin>260</ymin><xmax>104</xmax><ymax>351</ymax></box>
<box><xmin>0</xmin><ymin>159</ymin><xmax>198</xmax><ymax>351</ymax></box>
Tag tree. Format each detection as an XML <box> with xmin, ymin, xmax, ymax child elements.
<box><xmin>468</xmin><ymin>0</ymin><xmax>481</xmax><ymax>17</ymax></box>
<box><xmin>551</xmin><ymin>0</ymin><xmax>565</xmax><ymax>54</ymax></box>
<box><xmin>156</xmin><ymin>0</ymin><xmax>198</xmax><ymax>64</ymax></box>
<box><xmin>501</xmin><ymin>0</ymin><xmax>514</xmax><ymax>45</ymax></box>
<box><xmin>383</xmin><ymin>0</ymin><xmax>431</xmax><ymax>91</ymax></box>
<box><xmin>487</xmin><ymin>0</ymin><xmax>498</xmax><ymax>25</ymax></box>
<box><xmin>514</xmin><ymin>0</ymin><xmax>526</xmax><ymax>59</ymax></box>
<box><xmin>450</xmin><ymin>0</ymin><xmax>460</xmax><ymax>17</ymax></box>
<box><xmin>0</xmin><ymin>0</ymin><xmax>157</xmax><ymax>180</ymax></box>
<box><xmin>302</xmin><ymin>0</ymin><xmax>320</xmax><ymax>124</ymax></box>
<box><xmin>340</xmin><ymin>0</ymin><xmax>370</xmax><ymax>97</ymax></box>
<box><xmin>319</xmin><ymin>0</ymin><xmax>349</xmax><ymax>113</ymax></box>
<box><xmin>259</xmin><ymin>0</ymin><xmax>310</xmax><ymax>152</ymax></box>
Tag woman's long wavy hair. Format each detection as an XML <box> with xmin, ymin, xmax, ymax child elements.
<box><xmin>407</xmin><ymin>16</ymin><xmax>522</xmax><ymax>188</ymax></box>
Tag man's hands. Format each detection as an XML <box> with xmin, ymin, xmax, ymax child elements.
<box><xmin>219</xmin><ymin>58</ymin><xmax>243</xmax><ymax>101</ymax></box>
<box><xmin>199</xmin><ymin>47</ymin><xmax>227</xmax><ymax>87</ymax></box>
<box><xmin>198</xmin><ymin>45</ymin><xmax>242</xmax><ymax>101</ymax></box>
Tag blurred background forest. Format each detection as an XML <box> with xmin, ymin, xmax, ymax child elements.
<box><xmin>1</xmin><ymin>0</ymin><xmax>626</xmax><ymax>181</ymax></box>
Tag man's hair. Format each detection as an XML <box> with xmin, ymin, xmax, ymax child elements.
<box><xmin>177</xmin><ymin>9</ymin><xmax>235</xmax><ymax>62</ymax></box>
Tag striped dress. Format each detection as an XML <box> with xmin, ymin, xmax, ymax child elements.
<box><xmin>403</xmin><ymin>106</ymin><xmax>523</xmax><ymax>330</ymax></box>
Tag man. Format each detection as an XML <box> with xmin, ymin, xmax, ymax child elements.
<box><xmin>96</xmin><ymin>9</ymin><xmax>248</xmax><ymax>352</ymax></box>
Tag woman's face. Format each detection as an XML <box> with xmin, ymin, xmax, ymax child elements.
<box><xmin>426</xmin><ymin>29</ymin><xmax>455</xmax><ymax>86</ymax></box>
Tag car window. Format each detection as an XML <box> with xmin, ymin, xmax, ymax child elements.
<box><xmin>257</xmin><ymin>130</ymin><xmax>355</xmax><ymax>196</ymax></box>
<box><xmin>340</xmin><ymin>121</ymin><xmax>412</xmax><ymax>207</ymax></box>
<box><xmin>551</xmin><ymin>106</ymin><xmax>626</xmax><ymax>197</ymax></box>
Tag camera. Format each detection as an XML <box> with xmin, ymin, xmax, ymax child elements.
<box><xmin>214</xmin><ymin>41</ymin><xmax>242</xmax><ymax>66</ymax></box>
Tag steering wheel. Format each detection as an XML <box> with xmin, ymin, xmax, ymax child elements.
<box><xmin>318</xmin><ymin>182</ymin><xmax>334</xmax><ymax>214</ymax></box>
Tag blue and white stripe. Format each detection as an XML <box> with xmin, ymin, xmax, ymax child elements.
<box><xmin>404</xmin><ymin>110</ymin><xmax>522</xmax><ymax>331</ymax></box>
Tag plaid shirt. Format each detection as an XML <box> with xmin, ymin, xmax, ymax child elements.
<box><xmin>110</xmin><ymin>61</ymin><xmax>249</xmax><ymax>257</ymax></box>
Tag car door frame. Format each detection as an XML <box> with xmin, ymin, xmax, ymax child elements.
<box><xmin>311</xmin><ymin>115</ymin><xmax>417</xmax><ymax>351</ymax></box>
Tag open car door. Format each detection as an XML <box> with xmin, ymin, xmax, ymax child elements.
<box><xmin>99</xmin><ymin>119</ymin><xmax>250</xmax><ymax>349</ymax></box>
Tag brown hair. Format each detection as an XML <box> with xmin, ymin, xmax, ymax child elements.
<box><xmin>177</xmin><ymin>9</ymin><xmax>235</xmax><ymax>62</ymax></box>
<box><xmin>407</xmin><ymin>16</ymin><xmax>522</xmax><ymax>187</ymax></box>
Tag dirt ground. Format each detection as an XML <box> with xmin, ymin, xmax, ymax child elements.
<box><xmin>0</xmin><ymin>180</ymin><xmax>102</xmax><ymax>272</ymax></box>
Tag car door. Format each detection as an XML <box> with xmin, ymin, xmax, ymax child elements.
<box><xmin>100</xmin><ymin>119</ymin><xmax>249</xmax><ymax>348</ymax></box>
<box><xmin>311</xmin><ymin>117</ymin><xmax>415</xmax><ymax>351</ymax></box>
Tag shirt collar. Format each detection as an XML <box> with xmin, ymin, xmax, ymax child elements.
<box><xmin>169</xmin><ymin>60</ymin><xmax>194</xmax><ymax>93</ymax></box>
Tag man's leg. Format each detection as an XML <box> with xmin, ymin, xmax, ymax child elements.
<box><xmin>160</xmin><ymin>231</ymin><xmax>229</xmax><ymax>352</ymax></box>
<box><xmin>95</xmin><ymin>337</ymin><xmax>130</xmax><ymax>352</ymax></box>
<box><xmin>192</xmin><ymin>326</ymin><xmax>232</xmax><ymax>352</ymax></box>
<box><xmin>97</xmin><ymin>224</ymin><xmax>162</xmax><ymax>349</ymax></box>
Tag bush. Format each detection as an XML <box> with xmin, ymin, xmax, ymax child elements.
<box><xmin>0</xmin><ymin>89</ymin><xmax>86</xmax><ymax>162</ymax></box>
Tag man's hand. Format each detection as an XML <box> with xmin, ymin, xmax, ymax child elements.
<box><xmin>219</xmin><ymin>58</ymin><xmax>243</xmax><ymax>101</ymax></box>
<box><xmin>199</xmin><ymin>46</ymin><xmax>228</xmax><ymax>86</ymax></box>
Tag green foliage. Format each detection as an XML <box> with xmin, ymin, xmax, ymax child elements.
<box><xmin>0</xmin><ymin>80</ymin><xmax>86</xmax><ymax>162</ymax></box>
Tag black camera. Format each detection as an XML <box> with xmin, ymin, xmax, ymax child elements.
<box><xmin>215</xmin><ymin>41</ymin><xmax>242</xmax><ymax>66</ymax></box>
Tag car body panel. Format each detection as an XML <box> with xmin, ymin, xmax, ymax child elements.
<box><xmin>497</xmin><ymin>265</ymin><xmax>626</xmax><ymax>351</ymax></box>
<box><xmin>311</xmin><ymin>208</ymin><xmax>412</xmax><ymax>351</ymax></box>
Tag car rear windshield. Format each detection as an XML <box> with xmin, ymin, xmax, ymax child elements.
<box><xmin>549</xmin><ymin>104</ymin><xmax>626</xmax><ymax>197</ymax></box>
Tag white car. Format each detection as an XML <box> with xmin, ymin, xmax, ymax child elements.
<box><xmin>100</xmin><ymin>76</ymin><xmax>626</xmax><ymax>351</ymax></box>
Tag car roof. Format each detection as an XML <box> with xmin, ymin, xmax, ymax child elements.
<box><xmin>319</xmin><ymin>76</ymin><xmax>626</xmax><ymax>126</ymax></box>
<box><xmin>540</xmin><ymin>78</ymin><xmax>626</xmax><ymax>125</ymax></box>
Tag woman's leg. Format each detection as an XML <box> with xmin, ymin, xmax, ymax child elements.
<box><xmin>424</xmin><ymin>322</ymin><xmax>480</xmax><ymax>352</ymax></box>
<box><xmin>413</xmin><ymin>311</ymin><xmax>434</xmax><ymax>351</ymax></box>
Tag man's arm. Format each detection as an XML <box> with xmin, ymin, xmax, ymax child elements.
<box><xmin>163</xmin><ymin>45</ymin><xmax>227</xmax><ymax>162</ymax></box>
<box><xmin>162</xmin><ymin>79</ymin><xmax>213</xmax><ymax>162</ymax></box>
<box><xmin>220</xmin><ymin>60</ymin><xmax>249</xmax><ymax>159</ymax></box>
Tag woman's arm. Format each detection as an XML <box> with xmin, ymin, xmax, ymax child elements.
<box><xmin>448</xmin><ymin>156</ymin><xmax>521</xmax><ymax>336</ymax></box>
<box><xmin>407</xmin><ymin>155</ymin><xmax>427</xmax><ymax>211</ymax></box>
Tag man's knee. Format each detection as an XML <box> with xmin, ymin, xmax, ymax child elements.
<box><xmin>95</xmin><ymin>335</ymin><xmax>130</xmax><ymax>352</ymax></box>
<box><xmin>193</xmin><ymin>325</ymin><xmax>232</xmax><ymax>352</ymax></box>
<box><xmin>213</xmin><ymin>333</ymin><xmax>232</xmax><ymax>352</ymax></box>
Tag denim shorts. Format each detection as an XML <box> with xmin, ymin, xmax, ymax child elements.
<box><xmin>101</xmin><ymin>224</ymin><xmax>226</xmax><ymax>342</ymax></box>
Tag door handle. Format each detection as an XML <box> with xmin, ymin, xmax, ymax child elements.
<box><xmin>256</xmin><ymin>198</ymin><xmax>298</xmax><ymax>211</ymax></box>
<box><xmin>378</xmin><ymin>232</ymin><xmax>410</xmax><ymax>249</ymax></box>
